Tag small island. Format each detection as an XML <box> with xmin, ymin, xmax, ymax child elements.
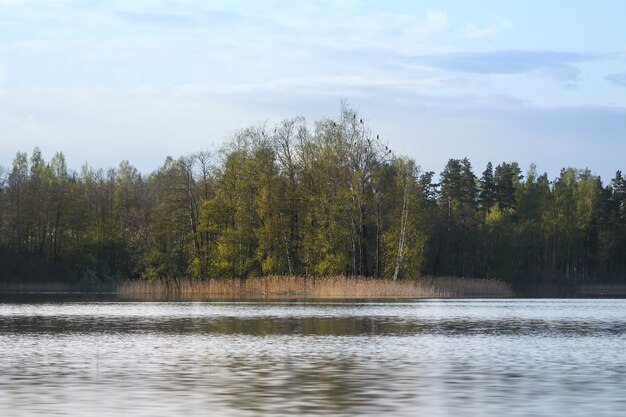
<box><xmin>1</xmin><ymin>105</ymin><xmax>624</xmax><ymax>298</ymax></box>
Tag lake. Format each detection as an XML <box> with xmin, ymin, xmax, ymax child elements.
<box><xmin>1</xmin><ymin>298</ymin><xmax>625</xmax><ymax>416</ymax></box>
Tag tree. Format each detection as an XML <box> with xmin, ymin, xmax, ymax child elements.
<box><xmin>514</xmin><ymin>165</ymin><xmax>551</xmax><ymax>280</ymax></box>
<box><xmin>8</xmin><ymin>152</ymin><xmax>29</xmax><ymax>253</ymax></box>
<box><xmin>436</xmin><ymin>158</ymin><xmax>479</xmax><ymax>276</ymax></box>
<box><xmin>479</xmin><ymin>162</ymin><xmax>496</xmax><ymax>211</ymax></box>
<box><xmin>494</xmin><ymin>162</ymin><xmax>522</xmax><ymax>211</ymax></box>
<box><xmin>381</xmin><ymin>158</ymin><xmax>427</xmax><ymax>280</ymax></box>
<box><xmin>611</xmin><ymin>171</ymin><xmax>626</xmax><ymax>217</ymax></box>
<box><xmin>2</xmin><ymin>111</ymin><xmax>626</xmax><ymax>290</ymax></box>
<box><xmin>48</xmin><ymin>152</ymin><xmax>70</xmax><ymax>264</ymax></box>
<box><xmin>0</xmin><ymin>166</ymin><xmax>7</xmax><ymax>247</ymax></box>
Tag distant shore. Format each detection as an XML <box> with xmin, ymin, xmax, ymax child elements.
<box><xmin>0</xmin><ymin>276</ymin><xmax>514</xmax><ymax>300</ymax></box>
<box><xmin>119</xmin><ymin>276</ymin><xmax>514</xmax><ymax>299</ymax></box>
<box><xmin>0</xmin><ymin>276</ymin><xmax>513</xmax><ymax>299</ymax></box>
<box><xmin>4</xmin><ymin>278</ymin><xmax>626</xmax><ymax>299</ymax></box>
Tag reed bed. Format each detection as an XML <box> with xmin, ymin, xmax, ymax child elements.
<box><xmin>117</xmin><ymin>275</ymin><xmax>513</xmax><ymax>300</ymax></box>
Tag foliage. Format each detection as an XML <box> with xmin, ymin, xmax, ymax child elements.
<box><xmin>0</xmin><ymin>104</ymin><xmax>625</xmax><ymax>288</ymax></box>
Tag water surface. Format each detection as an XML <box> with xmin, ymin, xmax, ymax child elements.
<box><xmin>1</xmin><ymin>299</ymin><xmax>625</xmax><ymax>416</ymax></box>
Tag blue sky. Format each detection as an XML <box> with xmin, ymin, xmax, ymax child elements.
<box><xmin>1</xmin><ymin>0</ymin><xmax>625</xmax><ymax>180</ymax></box>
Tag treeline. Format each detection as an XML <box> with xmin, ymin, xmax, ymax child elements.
<box><xmin>0</xmin><ymin>105</ymin><xmax>625</xmax><ymax>288</ymax></box>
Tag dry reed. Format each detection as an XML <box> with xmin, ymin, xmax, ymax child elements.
<box><xmin>117</xmin><ymin>275</ymin><xmax>513</xmax><ymax>300</ymax></box>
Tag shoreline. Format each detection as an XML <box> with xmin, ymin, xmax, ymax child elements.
<box><xmin>0</xmin><ymin>276</ymin><xmax>513</xmax><ymax>299</ymax></box>
<box><xmin>4</xmin><ymin>278</ymin><xmax>626</xmax><ymax>299</ymax></box>
<box><xmin>119</xmin><ymin>276</ymin><xmax>514</xmax><ymax>299</ymax></box>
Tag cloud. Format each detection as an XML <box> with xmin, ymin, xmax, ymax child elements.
<box><xmin>365</xmin><ymin>94</ymin><xmax>626</xmax><ymax>180</ymax></box>
<box><xmin>1</xmin><ymin>1</ymin><xmax>625</xmax><ymax>180</ymax></box>
<box><xmin>606</xmin><ymin>72</ymin><xmax>626</xmax><ymax>87</ymax></box>
<box><xmin>0</xmin><ymin>2</ymin><xmax>452</xmax><ymax>91</ymax></box>
<box><xmin>419</xmin><ymin>10</ymin><xmax>449</xmax><ymax>34</ymax></box>
<box><xmin>459</xmin><ymin>19</ymin><xmax>512</xmax><ymax>39</ymax></box>
<box><xmin>2</xmin><ymin>83</ymin><xmax>624</xmax><ymax>183</ymax></box>
<box><xmin>411</xmin><ymin>50</ymin><xmax>602</xmax><ymax>83</ymax></box>
<box><xmin>207</xmin><ymin>74</ymin><xmax>457</xmax><ymax>99</ymax></box>
<box><xmin>0</xmin><ymin>86</ymin><xmax>272</xmax><ymax>172</ymax></box>
<box><xmin>113</xmin><ymin>10</ymin><xmax>195</xmax><ymax>26</ymax></box>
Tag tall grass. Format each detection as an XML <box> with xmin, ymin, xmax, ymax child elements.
<box><xmin>117</xmin><ymin>275</ymin><xmax>513</xmax><ymax>300</ymax></box>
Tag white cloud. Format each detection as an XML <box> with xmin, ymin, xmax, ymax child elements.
<box><xmin>207</xmin><ymin>74</ymin><xmax>455</xmax><ymax>98</ymax></box>
<box><xmin>366</xmin><ymin>95</ymin><xmax>626</xmax><ymax>180</ymax></box>
<box><xmin>459</xmin><ymin>19</ymin><xmax>512</xmax><ymax>38</ymax></box>
<box><xmin>2</xmin><ymin>84</ymin><xmax>624</xmax><ymax>183</ymax></box>
<box><xmin>0</xmin><ymin>86</ymin><xmax>278</xmax><ymax>171</ymax></box>
<box><xmin>419</xmin><ymin>10</ymin><xmax>449</xmax><ymax>34</ymax></box>
<box><xmin>1</xmin><ymin>0</ymin><xmax>625</xmax><ymax>181</ymax></box>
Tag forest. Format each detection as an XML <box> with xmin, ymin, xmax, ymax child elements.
<box><xmin>1</xmin><ymin>104</ymin><xmax>625</xmax><ymax>290</ymax></box>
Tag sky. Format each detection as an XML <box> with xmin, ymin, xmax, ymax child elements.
<box><xmin>1</xmin><ymin>0</ymin><xmax>625</xmax><ymax>181</ymax></box>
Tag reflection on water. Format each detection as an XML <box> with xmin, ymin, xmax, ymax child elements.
<box><xmin>1</xmin><ymin>299</ymin><xmax>626</xmax><ymax>416</ymax></box>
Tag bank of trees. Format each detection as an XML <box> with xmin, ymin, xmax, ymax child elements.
<box><xmin>420</xmin><ymin>161</ymin><xmax>626</xmax><ymax>285</ymax></box>
<box><xmin>0</xmin><ymin>105</ymin><xmax>625</xmax><ymax>287</ymax></box>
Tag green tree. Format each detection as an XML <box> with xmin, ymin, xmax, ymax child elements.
<box><xmin>381</xmin><ymin>157</ymin><xmax>427</xmax><ymax>280</ymax></box>
<box><xmin>494</xmin><ymin>162</ymin><xmax>522</xmax><ymax>211</ymax></box>
<box><xmin>479</xmin><ymin>162</ymin><xmax>496</xmax><ymax>211</ymax></box>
